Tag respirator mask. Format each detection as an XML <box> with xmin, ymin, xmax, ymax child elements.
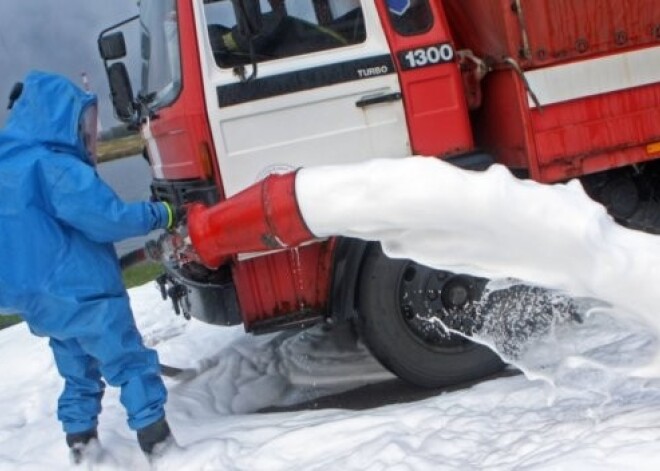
<box><xmin>79</xmin><ymin>104</ymin><xmax>98</xmax><ymax>164</ymax></box>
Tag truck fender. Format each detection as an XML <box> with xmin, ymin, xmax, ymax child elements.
<box><xmin>328</xmin><ymin>237</ymin><xmax>372</xmax><ymax>323</ymax></box>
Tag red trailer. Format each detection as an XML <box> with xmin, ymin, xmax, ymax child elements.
<box><xmin>99</xmin><ymin>0</ymin><xmax>660</xmax><ymax>387</ymax></box>
<box><xmin>444</xmin><ymin>0</ymin><xmax>660</xmax><ymax>186</ymax></box>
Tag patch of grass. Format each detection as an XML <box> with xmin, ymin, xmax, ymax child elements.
<box><xmin>97</xmin><ymin>134</ymin><xmax>145</xmax><ymax>163</ymax></box>
<box><xmin>0</xmin><ymin>262</ymin><xmax>164</xmax><ymax>330</ymax></box>
<box><xmin>0</xmin><ymin>314</ymin><xmax>22</xmax><ymax>330</ymax></box>
<box><xmin>122</xmin><ymin>261</ymin><xmax>164</xmax><ymax>289</ymax></box>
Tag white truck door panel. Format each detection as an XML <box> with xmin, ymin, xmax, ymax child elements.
<box><xmin>194</xmin><ymin>0</ymin><xmax>410</xmax><ymax>197</ymax></box>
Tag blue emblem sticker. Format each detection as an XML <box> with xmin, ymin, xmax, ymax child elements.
<box><xmin>387</xmin><ymin>0</ymin><xmax>411</xmax><ymax>16</ymax></box>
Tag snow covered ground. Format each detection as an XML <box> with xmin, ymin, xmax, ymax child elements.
<box><xmin>3</xmin><ymin>285</ymin><xmax>660</xmax><ymax>470</ymax></box>
<box><xmin>2</xmin><ymin>158</ymin><xmax>660</xmax><ymax>470</ymax></box>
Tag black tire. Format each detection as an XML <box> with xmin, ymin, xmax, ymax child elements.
<box><xmin>357</xmin><ymin>246</ymin><xmax>505</xmax><ymax>388</ymax></box>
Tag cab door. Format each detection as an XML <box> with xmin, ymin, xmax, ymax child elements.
<box><xmin>193</xmin><ymin>0</ymin><xmax>410</xmax><ymax>197</ymax></box>
<box><xmin>376</xmin><ymin>0</ymin><xmax>474</xmax><ymax>157</ymax></box>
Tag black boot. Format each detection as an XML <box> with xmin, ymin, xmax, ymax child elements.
<box><xmin>137</xmin><ymin>417</ymin><xmax>172</xmax><ymax>456</ymax></box>
<box><xmin>66</xmin><ymin>429</ymin><xmax>98</xmax><ymax>464</ymax></box>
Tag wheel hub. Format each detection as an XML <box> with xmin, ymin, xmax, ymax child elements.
<box><xmin>397</xmin><ymin>263</ymin><xmax>486</xmax><ymax>348</ymax></box>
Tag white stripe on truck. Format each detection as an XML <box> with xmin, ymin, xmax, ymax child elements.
<box><xmin>525</xmin><ymin>46</ymin><xmax>660</xmax><ymax>108</ymax></box>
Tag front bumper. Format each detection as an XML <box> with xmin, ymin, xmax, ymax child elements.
<box><xmin>156</xmin><ymin>263</ymin><xmax>242</xmax><ymax>326</ymax></box>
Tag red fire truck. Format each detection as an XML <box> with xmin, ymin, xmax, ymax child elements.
<box><xmin>99</xmin><ymin>0</ymin><xmax>660</xmax><ymax>388</ymax></box>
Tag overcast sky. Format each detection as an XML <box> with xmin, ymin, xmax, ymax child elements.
<box><xmin>0</xmin><ymin>0</ymin><xmax>140</xmax><ymax>129</ymax></box>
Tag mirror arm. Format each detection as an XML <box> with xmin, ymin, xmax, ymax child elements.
<box><xmin>98</xmin><ymin>15</ymin><xmax>140</xmax><ymax>126</ymax></box>
<box><xmin>97</xmin><ymin>14</ymin><xmax>139</xmax><ymax>48</ymax></box>
<box><xmin>98</xmin><ymin>15</ymin><xmax>139</xmax><ymax>68</ymax></box>
<box><xmin>136</xmin><ymin>93</ymin><xmax>159</xmax><ymax>124</ymax></box>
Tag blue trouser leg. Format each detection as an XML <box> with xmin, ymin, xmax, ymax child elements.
<box><xmin>73</xmin><ymin>297</ymin><xmax>167</xmax><ymax>431</ymax></box>
<box><xmin>50</xmin><ymin>338</ymin><xmax>105</xmax><ymax>434</ymax></box>
<box><xmin>41</xmin><ymin>294</ymin><xmax>167</xmax><ymax>433</ymax></box>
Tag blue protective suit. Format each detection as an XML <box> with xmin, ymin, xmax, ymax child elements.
<box><xmin>0</xmin><ymin>71</ymin><xmax>170</xmax><ymax>434</ymax></box>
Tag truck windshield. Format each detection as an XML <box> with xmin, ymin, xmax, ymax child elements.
<box><xmin>140</xmin><ymin>0</ymin><xmax>182</xmax><ymax>107</ymax></box>
<box><xmin>204</xmin><ymin>0</ymin><xmax>366</xmax><ymax>68</ymax></box>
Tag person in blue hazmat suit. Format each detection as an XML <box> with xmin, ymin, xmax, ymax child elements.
<box><xmin>0</xmin><ymin>71</ymin><xmax>180</xmax><ymax>462</ymax></box>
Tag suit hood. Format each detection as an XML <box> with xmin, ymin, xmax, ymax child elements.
<box><xmin>2</xmin><ymin>71</ymin><xmax>98</xmax><ymax>164</ymax></box>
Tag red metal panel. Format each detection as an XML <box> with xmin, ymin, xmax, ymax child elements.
<box><xmin>470</xmin><ymin>70</ymin><xmax>660</xmax><ymax>183</ymax></box>
<box><xmin>376</xmin><ymin>0</ymin><xmax>474</xmax><ymax>157</ymax></box>
<box><xmin>531</xmin><ymin>82</ymin><xmax>660</xmax><ymax>182</ymax></box>
<box><xmin>146</xmin><ymin>0</ymin><xmax>222</xmax><ymax>185</ymax></box>
<box><xmin>471</xmin><ymin>69</ymin><xmax>538</xmax><ymax>173</ymax></box>
<box><xmin>441</xmin><ymin>0</ymin><xmax>520</xmax><ymax>64</ymax></box>
<box><xmin>441</xmin><ymin>0</ymin><xmax>660</xmax><ymax>68</ymax></box>
<box><xmin>232</xmin><ymin>242</ymin><xmax>335</xmax><ymax>327</ymax></box>
<box><xmin>522</xmin><ymin>0</ymin><xmax>660</xmax><ymax>66</ymax></box>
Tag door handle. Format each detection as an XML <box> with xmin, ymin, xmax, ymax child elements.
<box><xmin>355</xmin><ymin>92</ymin><xmax>402</xmax><ymax>108</ymax></box>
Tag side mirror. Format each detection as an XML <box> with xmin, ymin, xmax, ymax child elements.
<box><xmin>231</xmin><ymin>0</ymin><xmax>263</xmax><ymax>38</ymax></box>
<box><xmin>99</xmin><ymin>32</ymin><xmax>127</xmax><ymax>60</ymax></box>
<box><xmin>107</xmin><ymin>62</ymin><xmax>135</xmax><ymax>122</ymax></box>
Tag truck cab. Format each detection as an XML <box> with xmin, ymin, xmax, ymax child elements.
<box><xmin>99</xmin><ymin>0</ymin><xmax>660</xmax><ymax>388</ymax></box>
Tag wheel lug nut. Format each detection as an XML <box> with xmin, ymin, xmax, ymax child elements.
<box><xmin>447</xmin><ymin>286</ymin><xmax>469</xmax><ymax>307</ymax></box>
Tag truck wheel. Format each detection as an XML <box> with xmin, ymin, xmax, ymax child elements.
<box><xmin>357</xmin><ymin>246</ymin><xmax>505</xmax><ymax>388</ymax></box>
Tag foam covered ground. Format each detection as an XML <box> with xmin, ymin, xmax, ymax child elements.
<box><xmin>2</xmin><ymin>158</ymin><xmax>660</xmax><ymax>469</ymax></box>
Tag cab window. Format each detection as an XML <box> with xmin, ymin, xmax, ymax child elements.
<box><xmin>140</xmin><ymin>0</ymin><xmax>182</xmax><ymax>108</ymax></box>
<box><xmin>204</xmin><ymin>0</ymin><xmax>366</xmax><ymax>68</ymax></box>
<box><xmin>386</xmin><ymin>0</ymin><xmax>433</xmax><ymax>35</ymax></box>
